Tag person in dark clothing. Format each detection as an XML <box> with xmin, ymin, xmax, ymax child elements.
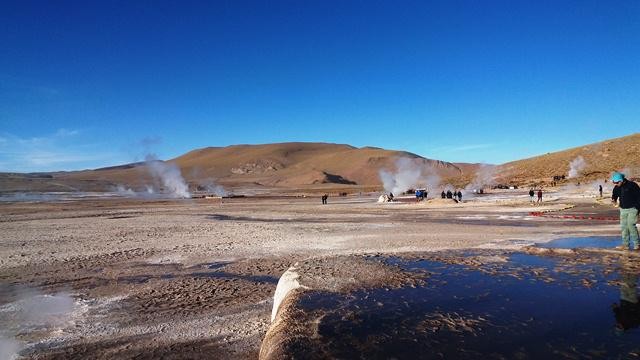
<box><xmin>611</xmin><ymin>172</ymin><xmax>640</xmax><ymax>250</ymax></box>
<box><xmin>536</xmin><ymin>189</ymin><xmax>542</xmax><ymax>203</ymax></box>
<box><xmin>446</xmin><ymin>190</ymin><xmax>452</xmax><ymax>199</ymax></box>
<box><xmin>441</xmin><ymin>191</ymin><xmax>446</xmax><ymax>199</ymax></box>
<box><xmin>321</xmin><ymin>194</ymin><xmax>328</xmax><ymax>205</ymax></box>
<box><xmin>529</xmin><ymin>189</ymin><xmax>535</xmax><ymax>202</ymax></box>
<box><xmin>612</xmin><ymin>272</ymin><xmax>640</xmax><ymax>333</ymax></box>
<box><xmin>599</xmin><ymin>184</ymin><xmax>603</xmax><ymax>198</ymax></box>
<box><xmin>457</xmin><ymin>191</ymin><xmax>462</xmax><ymax>202</ymax></box>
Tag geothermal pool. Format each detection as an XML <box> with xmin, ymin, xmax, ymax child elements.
<box><xmin>292</xmin><ymin>237</ymin><xmax>640</xmax><ymax>358</ymax></box>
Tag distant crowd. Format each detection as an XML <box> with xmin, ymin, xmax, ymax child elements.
<box><xmin>415</xmin><ymin>189</ymin><xmax>463</xmax><ymax>202</ymax></box>
<box><xmin>440</xmin><ymin>190</ymin><xmax>462</xmax><ymax>202</ymax></box>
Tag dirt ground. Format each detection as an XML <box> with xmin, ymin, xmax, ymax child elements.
<box><xmin>0</xmin><ymin>189</ymin><xmax>623</xmax><ymax>359</ymax></box>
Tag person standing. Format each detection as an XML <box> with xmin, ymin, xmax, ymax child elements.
<box><xmin>599</xmin><ymin>184</ymin><xmax>603</xmax><ymax>198</ymax></box>
<box><xmin>457</xmin><ymin>191</ymin><xmax>462</xmax><ymax>202</ymax></box>
<box><xmin>529</xmin><ymin>189</ymin><xmax>535</xmax><ymax>202</ymax></box>
<box><xmin>537</xmin><ymin>189</ymin><xmax>542</xmax><ymax>203</ymax></box>
<box><xmin>611</xmin><ymin>172</ymin><xmax>640</xmax><ymax>250</ymax></box>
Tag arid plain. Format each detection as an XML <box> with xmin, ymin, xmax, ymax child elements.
<box><xmin>0</xmin><ymin>186</ymin><xmax>623</xmax><ymax>359</ymax></box>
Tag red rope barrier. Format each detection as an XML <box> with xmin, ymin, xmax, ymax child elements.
<box><xmin>529</xmin><ymin>211</ymin><xmax>618</xmax><ymax>221</ymax></box>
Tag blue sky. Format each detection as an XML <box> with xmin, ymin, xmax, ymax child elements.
<box><xmin>1</xmin><ymin>0</ymin><xmax>639</xmax><ymax>172</ymax></box>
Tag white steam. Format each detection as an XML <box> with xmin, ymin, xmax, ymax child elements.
<box><xmin>111</xmin><ymin>184</ymin><xmax>159</xmax><ymax>198</ymax></box>
<box><xmin>0</xmin><ymin>290</ymin><xmax>77</xmax><ymax>359</ymax></box>
<box><xmin>197</xmin><ymin>179</ymin><xmax>228</xmax><ymax>197</ymax></box>
<box><xmin>568</xmin><ymin>156</ymin><xmax>587</xmax><ymax>178</ymax></box>
<box><xmin>379</xmin><ymin>158</ymin><xmax>440</xmax><ymax>195</ymax></box>
<box><xmin>619</xmin><ymin>167</ymin><xmax>638</xmax><ymax>180</ymax></box>
<box><xmin>0</xmin><ymin>338</ymin><xmax>20</xmax><ymax>360</ymax></box>
<box><xmin>465</xmin><ymin>164</ymin><xmax>497</xmax><ymax>193</ymax></box>
<box><xmin>0</xmin><ymin>193</ymin><xmax>58</xmax><ymax>202</ymax></box>
<box><xmin>145</xmin><ymin>155</ymin><xmax>190</xmax><ymax>198</ymax></box>
<box><xmin>113</xmin><ymin>185</ymin><xmax>137</xmax><ymax>197</ymax></box>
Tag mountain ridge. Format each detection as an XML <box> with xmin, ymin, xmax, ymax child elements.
<box><xmin>1</xmin><ymin>134</ymin><xmax>638</xmax><ymax>193</ymax></box>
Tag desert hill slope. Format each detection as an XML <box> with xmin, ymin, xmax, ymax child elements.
<box><xmin>495</xmin><ymin>133</ymin><xmax>640</xmax><ymax>185</ymax></box>
<box><xmin>0</xmin><ymin>142</ymin><xmax>476</xmax><ymax>193</ymax></box>
<box><xmin>1</xmin><ymin>134</ymin><xmax>638</xmax><ymax>194</ymax></box>
<box><xmin>171</xmin><ymin>142</ymin><xmax>471</xmax><ymax>188</ymax></box>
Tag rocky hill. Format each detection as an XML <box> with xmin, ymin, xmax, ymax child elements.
<box><xmin>495</xmin><ymin>133</ymin><xmax>640</xmax><ymax>186</ymax></box>
<box><xmin>2</xmin><ymin>134</ymin><xmax>638</xmax><ymax>194</ymax></box>
<box><xmin>0</xmin><ymin>143</ymin><xmax>476</xmax><ymax>193</ymax></box>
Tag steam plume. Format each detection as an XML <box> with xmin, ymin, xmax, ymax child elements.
<box><xmin>0</xmin><ymin>290</ymin><xmax>76</xmax><ymax>359</ymax></box>
<box><xmin>619</xmin><ymin>167</ymin><xmax>638</xmax><ymax>179</ymax></box>
<box><xmin>197</xmin><ymin>179</ymin><xmax>228</xmax><ymax>196</ymax></box>
<box><xmin>465</xmin><ymin>164</ymin><xmax>497</xmax><ymax>193</ymax></box>
<box><xmin>144</xmin><ymin>155</ymin><xmax>190</xmax><ymax>198</ymax></box>
<box><xmin>568</xmin><ymin>156</ymin><xmax>586</xmax><ymax>178</ymax></box>
<box><xmin>379</xmin><ymin>158</ymin><xmax>440</xmax><ymax>195</ymax></box>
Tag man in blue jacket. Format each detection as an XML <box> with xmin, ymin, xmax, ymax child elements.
<box><xmin>611</xmin><ymin>172</ymin><xmax>640</xmax><ymax>250</ymax></box>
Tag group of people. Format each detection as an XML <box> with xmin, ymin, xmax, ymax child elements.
<box><xmin>319</xmin><ymin>172</ymin><xmax>638</xmax><ymax>253</ymax></box>
<box><xmin>441</xmin><ymin>190</ymin><xmax>462</xmax><ymax>202</ymax></box>
<box><xmin>415</xmin><ymin>189</ymin><xmax>427</xmax><ymax>202</ymax></box>
<box><xmin>528</xmin><ymin>189</ymin><xmax>543</xmax><ymax>203</ymax></box>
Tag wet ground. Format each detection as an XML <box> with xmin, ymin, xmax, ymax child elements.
<box><xmin>0</xmin><ymin>195</ymin><xmax>625</xmax><ymax>359</ymax></box>
<box><xmin>540</xmin><ymin>236</ymin><xmax>619</xmax><ymax>249</ymax></box>
<box><xmin>279</xmin><ymin>237</ymin><xmax>640</xmax><ymax>359</ymax></box>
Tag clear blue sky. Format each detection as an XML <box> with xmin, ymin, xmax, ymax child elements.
<box><xmin>1</xmin><ymin>0</ymin><xmax>639</xmax><ymax>172</ymax></box>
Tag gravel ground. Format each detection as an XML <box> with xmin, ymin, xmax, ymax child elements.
<box><xmin>0</xmin><ymin>192</ymin><xmax>621</xmax><ymax>359</ymax></box>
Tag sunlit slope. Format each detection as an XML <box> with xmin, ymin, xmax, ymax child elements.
<box><xmin>496</xmin><ymin>133</ymin><xmax>640</xmax><ymax>185</ymax></box>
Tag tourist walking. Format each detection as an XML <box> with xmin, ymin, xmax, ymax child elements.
<box><xmin>611</xmin><ymin>172</ymin><xmax>640</xmax><ymax>250</ymax></box>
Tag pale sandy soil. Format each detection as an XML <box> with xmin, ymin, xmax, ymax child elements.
<box><xmin>0</xmin><ymin>191</ymin><xmax>621</xmax><ymax>359</ymax></box>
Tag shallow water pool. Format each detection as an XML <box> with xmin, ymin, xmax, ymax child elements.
<box><xmin>296</xmin><ymin>247</ymin><xmax>640</xmax><ymax>358</ymax></box>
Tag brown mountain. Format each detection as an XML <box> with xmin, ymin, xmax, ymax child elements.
<box><xmin>0</xmin><ymin>142</ymin><xmax>477</xmax><ymax>193</ymax></box>
<box><xmin>2</xmin><ymin>134</ymin><xmax>637</xmax><ymax>194</ymax></box>
<box><xmin>495</xmin><ymin>133</ymin><xmax>640</xmax><ymax>186</ymax></box>
<box><xmin>172</xmin><ymin>142</ymin><xmax>474</xmax><ymax>188</ymax></box>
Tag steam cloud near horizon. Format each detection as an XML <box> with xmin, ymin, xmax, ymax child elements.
<box><xmin>379</xmin><ymin>158</ymin><xmax>441</xmax><ymax>195</ymax></box>
<box><xmin>144</xmin><ymin>155</ymin><xmax>191</xmax><ymax>198</ymax></box>
<box><xmin>465</xmin><ymin>164</ymin><xmax>497</xmax><ymax>193</ymax></box>
<box><xmin>196</xmin><ymin>179</ymin><xmax>228</xmax><ymax>197</ymax></box>
<box><xmin>112</xmin><ymin>156</ymin><xmax>229</xmax><ymax>199</ymax></box>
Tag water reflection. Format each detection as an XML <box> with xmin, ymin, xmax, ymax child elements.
<box><xmin>291</xmin><ymin>251</ymin><xmax>640</xmax><ymax>358</ymax></box>
<box><xmin>613</xmin><ymin>262</ymin><xmax>640</xmax><ymax>333</ymax></box>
